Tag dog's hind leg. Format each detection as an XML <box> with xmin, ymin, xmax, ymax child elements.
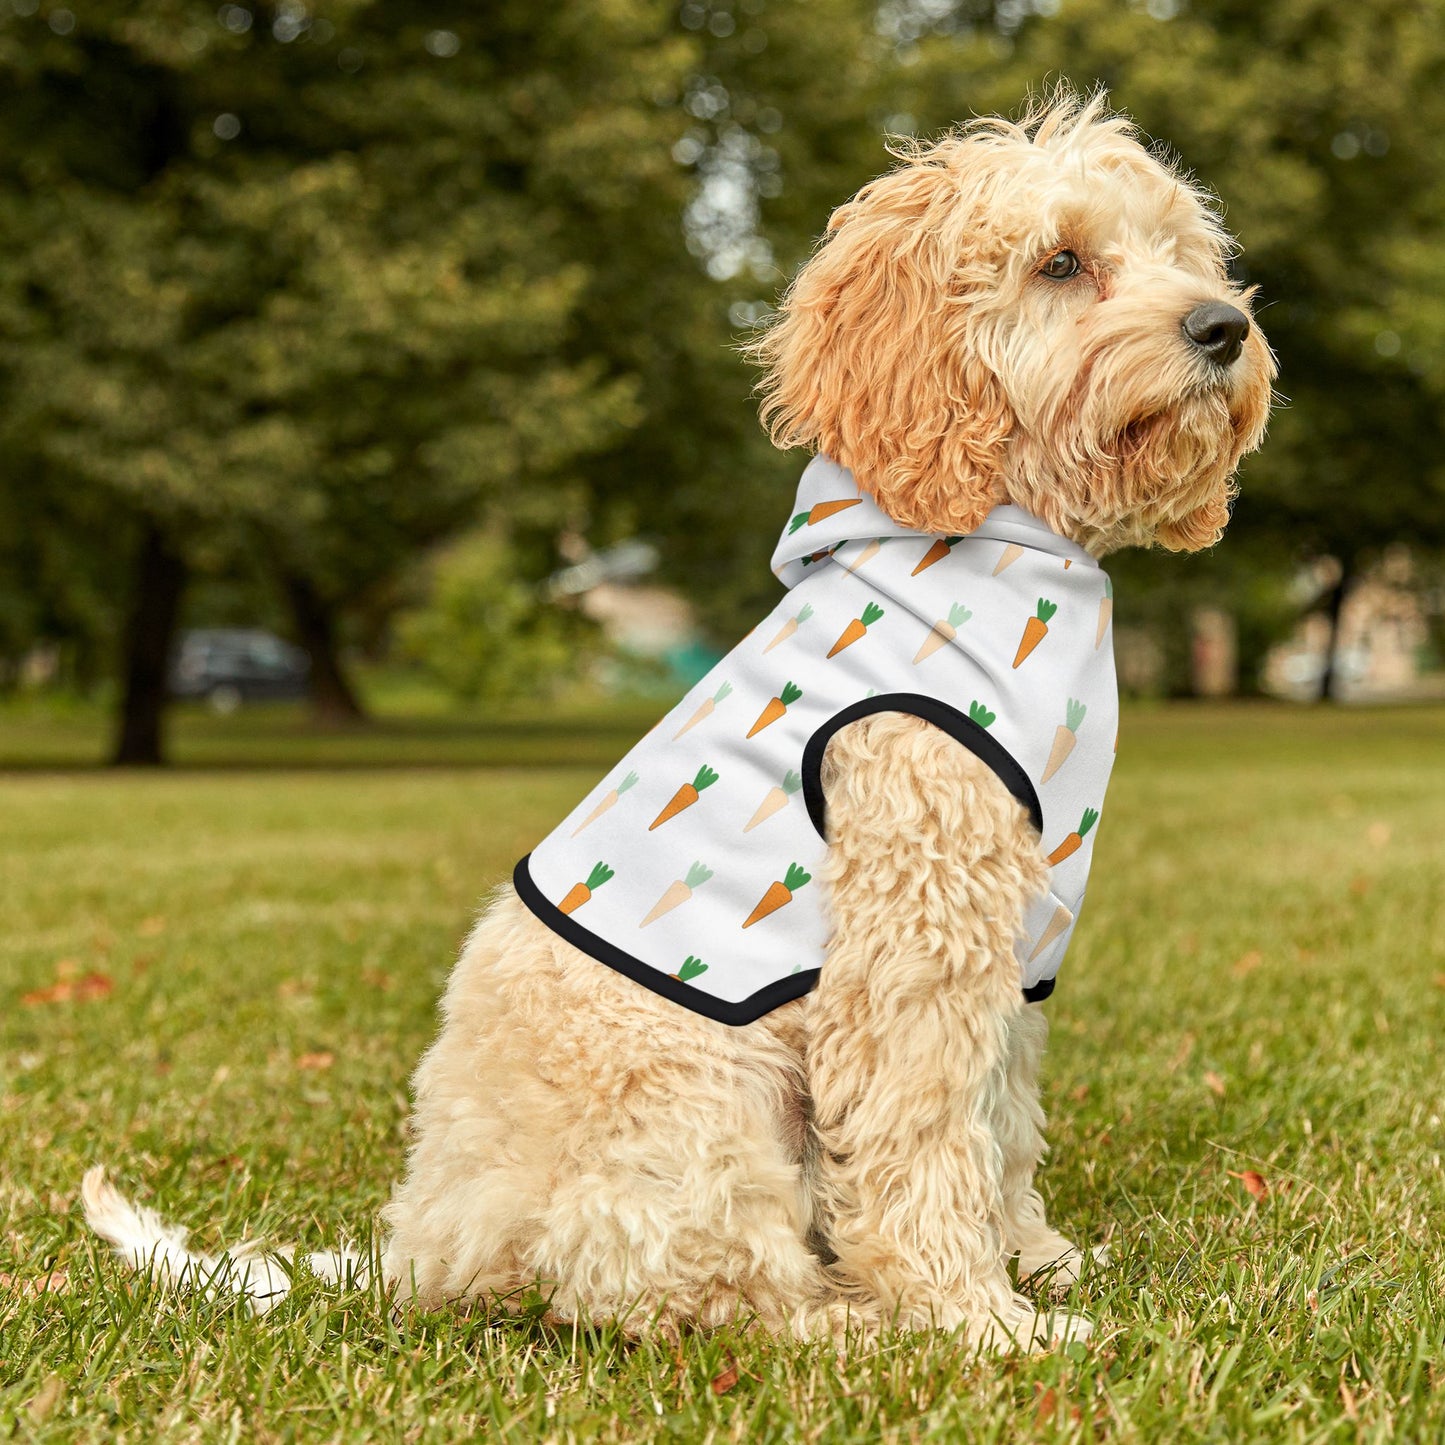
<box><xmin>803</xmin><ymin>713</ymin><xmax>1090</xmax><ymax>1350</ymax></box>
<box><xmin>992</xmin><ymin>1006</ymin><xmax>1098</xmax><ymax>1291</ymax></box>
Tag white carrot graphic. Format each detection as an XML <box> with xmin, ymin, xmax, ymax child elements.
<box><xmin>571</xmin><ymin>771</ymin><xmax>638</xmax><ymax>836</ymax></box>
<box><xmin>912</xmin><ymin>603</ymin><xmax>972</xmax><ymax>664</ymax></box>
<box><xmin>674</xmin><ymin>681</ymin><xmax>732</xmax><ymax>739</ymax></box>
<box><xmin>842</xmin><ymin>538</ymin><xmax>882</xmax><ymax>574</ymax></box>
<box><xmin>993</xmin><ymin>543</ymin><xmax>1024</xmax><ymax>576</ymax></box>
<box><xmin>1096</xmin><ymin>577</ymin><xmax>1113</xmax><ymax>648</ymax></box>
<box><xmin>640</xmin><ymin>861</ymin><xmax>714</xmax><ymax>928</ymax></box>
<box><xmin>1028</xmin><ymin>903</ymin><xmax>1073</xmax><ymax>962</ymax></box>
<box><xmin>1040</xmin><ymin>699</ymin><xmax>1086</xmax><ymax>783</ymax></box>
<box><xmin>744</xmin><ymin>770</ymin><xmax>802</xmax><ymax>832</ymax></box>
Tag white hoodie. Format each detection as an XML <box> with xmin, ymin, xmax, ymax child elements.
<box><xmin>517</xmin><ymin>456</ymin><xmax>1119</xmax><ymax>1026</ymax></box>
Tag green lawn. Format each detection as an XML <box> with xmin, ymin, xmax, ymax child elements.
<box><xmin>2</xmin><ymin>703</ymin><xmax>1444</xmax><ymax>1442</ymax></box>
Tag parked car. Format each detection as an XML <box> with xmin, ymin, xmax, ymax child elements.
<box><xmin>169</xmin><ymin>629</ymin><xmax>310</xmax><ymax>712</ymax></box>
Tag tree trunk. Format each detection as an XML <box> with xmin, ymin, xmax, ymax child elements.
<box><xmin>1317</xmin><ymin>556</ymin><xmax>1354</xmax><ymax>703</ymax></box>
<box><xmin>112</xmin><ymin>524</ymin><xmax>187</xmax><ymax>766</ymax></box>
<box><xmin>281</xmin><ymin>571</ymin><xmax>366</xmax><ymax>725</ymax></box>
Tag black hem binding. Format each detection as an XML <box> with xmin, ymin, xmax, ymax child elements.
<box><xmin>513</xmin><ymin>854</ymin><xmax>822</xmax><ymax>1027</ymax></box>
<box><xmin>1022</xmin><ymin>977</ymin><xmax>1056</xmax><ymax>1003</ymax></box>
<box><xmin>798</xmin><ymin>692</ymin><xmax>1044</xmax><ymax>840</ymax></box>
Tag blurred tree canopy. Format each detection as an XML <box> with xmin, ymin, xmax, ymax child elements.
<box><xmin>2</xmin><ymin>0</ymin><xmax>1443</xmax><ymax>757</ymax></box>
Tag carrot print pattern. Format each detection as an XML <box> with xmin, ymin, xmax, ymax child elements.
<box><xmin>1046</xmin><ymin>808</ymin><xmax>1098</xmax><ymax>865</ymax></box>
<box><xmin>763</xmin><ymin>604</ymin><xmax>813</xmax><ymax>654</ymax></box>
<box><xmin>789</xmin><ymin>497</ymin><xmax>862</xmax><ymax>532</ymax></box>
<box><xmin>968</xmin><ymin>699</ymin><xmax>996</xmax><ymax>729</ymax></box>
<box><xmin>641</xmin><ymin>861</ymin><xmax>713</xmax><ymax>927</ymax></box>
<box><xmin>572</xmin><ymin>771</ymin><xmax>638</xmax><ymax>836</ymax></box>
<box><xmin>841</xmin><ymin>538</ymin><xmax>882</xmax><ymax>574</ymax></box>
<box><xmin>744</xmin><ymin>770</ymin><xmax>802</xmax><ymax>832</ymax></box>
<box><xmin>912</xmin><ymin>535</ymin><xmax>965</xmax><ymax>575</ymax></box>
<box><xmin>1040</xmin><ymin>699</ymin><xmax>1086</xmax><ymax>783</ymax></box>
<box><xmin>1012</xmin><ymin>598</ymin><xmax>1057</xmax><ymax>668</ymax></box>
<box><xmin>559</xmin><ymin>861</ymin><xmax>613</xmax><ymax>914</ymax></box>
<box><xmin>649</xmin><ymin>765</ymin><xmax>719</xmax><ymax>830</ymax></box>
<box><xmin>913</xmin><ymin>603</ymin><xmax>972</xmax><ymax>664</ymax></box>
<box><xmin>1096</xmin><ymin>577</ymin><xmax>1113</xmax><ymax>649</ymax></box>
<box><xmin>743</xmin><ymin>862</ymin><xmax>811</xmax><ymax>928</ymax></box>
<box><xmin>827</xmin><ymin>600</ymin><xmax>884</xmax><ymax>658</ymax></box>
<box><xmin>670</xmin><ymin>955</ymin><xmax>708</xmax><ymax>982</ymax></box>
<box><xmin>747</xmin><ymin>681</ymin><xmax>802</xmax><ymax>738</ymax></box>
<box><xmin>1028</xmin><ymin>903</ymin><xmax>1073</xmax><ymax>962</ymax></box>
<box><xmin>993</xmin><ymin>543</ymin><xmax>1024</xmax><ymax>576</ymax></box>
<box><xmin>674</xmin><ymin>681</ymin><xmax>732</xmax><ymax>739</ymax></box>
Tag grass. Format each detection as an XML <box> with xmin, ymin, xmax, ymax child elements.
<box><xmin>2</xmin><ymin>701</ymin><xmax>1444</xmax><ymax>1442</ymax></box>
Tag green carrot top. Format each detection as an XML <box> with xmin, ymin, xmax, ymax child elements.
<box><xmin>1076</xmin><ymin>807</ymin><xmax>1099</xmax><ymax>838</ymax></box>
<box><xmin>795</xmin><ymin>603</ymin><xmax>814</xmax><ymax>623</ymax></box>
<box><xmin>788</xmin><ymin>511</ymin><xmax>811</xmax><ymax>534</ymax></box>
<box><xmin>1036</xmin><ymin>598</ymin><xmax>1059</xmax><ymax>623</ymax></box>
<box><xmin>778</xmin><ymin>680</ymin><xmax>803</xmax><ymax>706</ymax></box>
<box><xmin>783</xmin><ymin>862</ymin><xmax>811</xmax><ymax>891</ymax></box>
<box><xmin>1104</xmin><ymin>577</ymin><xmax>1114</xmax><ymax>600</ymax></box>
<box><xmin>616</xmin><ymin>771</ymin><xmax>639</xmax><ymax>794</ymax></box>
<box><xmin>691</xmin><ymin>764</ymin><xmax>719</xmax><ymax>792</ymax></box>
<box><xmin>712</xmin><ymin>681</ymin><xmax>733</xmax><ymax>703</ymax></box>
<box><xmin>677</xmin><ymin>955</ymin><xmax>708</xmax><ymax>980</ymax></box>
<box><xmin>947</xmin><ymin>603</ymin><xmax>973</xmax><ymax>626</ymax></box>
<box><xmin>969</xmin><ymin>699</ymin><xmax>996</xmax><ymax>729</ymax></box>
<box><xmin>684</xmin><ymin>861</ymin><xmax>714</xmax><ymax>889</ymax></box>
<box><xmin>1065</xmin><ymin>698</ymin><xmax>1087</xmax><ymax>732</ymax></box>
<box><xmin>781</xmin><ymin>770</ymin><xmax>802</xmax><ymax>795</ymax></box>
<box><xmin>860</xmin><ymin>601</ymin><xmax>885</xmax><ymax>626</ymax></box>
<box><xmin>585</xmin><ymin>861</ymin><xmax>615</xmax><ymax>890</ymax></box>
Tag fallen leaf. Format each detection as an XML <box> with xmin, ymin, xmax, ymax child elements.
<box><xmin>0</xmin><ymin>1268</ymin><xmax>70</xmax><ymax>1299</ymax></box>
<box><xmin>21</xmin><ymin>972</ymin><xmax>113</xmax><ymax>1007</ymax></box>
<box><xmin>1228</xmin><ymin>1169</ymin><xmax>1268</xmax><ymax>1201</ymax></box>
<box><xmin>295</xmin><ymin>1051</ymin><xmax>334</xmax><ymax>1071</ymax></box>
<box><xmin>1204</xmin><ymin>1070</ymin><xmax>1227</xmax><ymax>1098</ymax></box>
<box><xmin>1034</xmin><ymin>1385</ymin><xmax>1058</xmax><ymax>1424</ymax></box>
<box><xmin>711</xmin><ymin>1357</ymin><xmax>740</xmax><ymax>1396</ymax></box>
<box><xmin>1232</xmin><ymin>950</ymin><xmax>1263</xmax><ymax>977</ymax></box>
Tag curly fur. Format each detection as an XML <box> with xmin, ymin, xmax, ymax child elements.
<box><xmin>85</xmin><ymin>87</ymin><xmax>1272</xmax><ymax>1353</ymax></box>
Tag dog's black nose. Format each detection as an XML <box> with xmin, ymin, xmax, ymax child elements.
<box><xmin>1182</xmin><ymin>302</ymin><xmax>1250</xmax><ymax>367</ymax></box>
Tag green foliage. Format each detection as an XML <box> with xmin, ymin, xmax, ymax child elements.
<box><xmin>395</xmin><ymin>533</ymin><xmax>596</xmax><ymax>706</ymax></box>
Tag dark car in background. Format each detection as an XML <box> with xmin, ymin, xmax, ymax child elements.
<box><xmin>169</xmin><ymin>629</ymin><xmax>310</xmax><ymax>713</ymax></box>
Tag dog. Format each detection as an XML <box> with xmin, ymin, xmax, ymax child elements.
<box><xmin>85</xmin><ymin>89</ymin><xmax>1273</xmax><ymax>1351</ymax></box>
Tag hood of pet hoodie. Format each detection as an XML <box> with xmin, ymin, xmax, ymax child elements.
<box><xmin>517</xmin><ymin>455</ymin><xmax>1119</xmax><ymax>1026</ymax></box>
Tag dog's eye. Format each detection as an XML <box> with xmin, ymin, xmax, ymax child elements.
<box><xmin>1040</xmin><ymin>250</ymin><xmax>1081</xmax><ymax>280</ymax></box>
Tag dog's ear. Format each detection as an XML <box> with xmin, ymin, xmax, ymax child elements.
<box><xmin>750</xmin><ymin>149</ymin><xmax>1012</xmax><ymax>534</ymax></box>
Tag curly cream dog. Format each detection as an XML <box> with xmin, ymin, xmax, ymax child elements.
<box><xmin>85</xmin><ymin>91</ymin><xmax>1273</xmax><ymax>1350</ymax></box>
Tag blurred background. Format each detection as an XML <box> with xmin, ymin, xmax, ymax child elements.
<box><xmin>2</xmin><ymin>0</ymin><xmax>1444</xmax><ymax>766</ymax></box>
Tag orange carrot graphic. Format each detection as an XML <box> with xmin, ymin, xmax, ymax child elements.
<box><xmin>743</xmin><ymin>862</ymin><xmax>811</xmax><ymax>928</ymax></box>
<box><xmin>1028</xmin><ymin>903</ymin><xmax>1073</xmax><ymax>962</ymax></box>
<box><xmin>763</xmin><ymin>604</ymin><xmax>813</xmax><ymax>654</ymax></box>
<box><xmin>559</xmin><ymin>861</ymin><xmax>613</xmax><ymax>914</ymax></box>
<box><xmin>674</xmin><ymin>681</ymin><xmax>732</xmax><ymax>739</ymax></box>
<box><xmin>670</xmin><ymin>954</ymin><xmax>708</xmax><ymax>982</ymax></box>
<box><xmin>799</xmin><ymin>546</ymin><xmax>836</xmax><ymax>567</ymax></box>
<box><xmin>1040</xmin><ymin>699</ymin><xmax>1087</xmax><ymax>784</ymax></box>
<box><xmin>1012</xmin><ymin>598</ymin><xmax>1058</xmax><ymax>669</ymax></box>
<box><xmin>912</xmin><ymin>602</ymin><xmax>972</xmax><ymax>664</ymax></box>
<box><xmin>993</xmin><ymin>543</ymin><xmax>1024</xmax><ymax>576</ymax></box>
<box><xmin>912</xmin><ymin>535</ymin><xmax>964</xmax><ymax>575</ymax></box>
<box><xmin>968</xmin><ymin>699</ymin><xmax>995</xmax><ymax>730</ymax></box>
<box><xmin>1046</xmin><ymin>808</ymin><xmax>1098</xmax><ymax>865</ymax></box>
<box><xmin>641</xmin><ymin>861</ymin><xmax>713</xmax><ymax>927</ymax></box>
<box><xmin>789</xmin><ymin>497</ymin><xmax>862</xmax><ymax>533</ymax></box>
<box><xmin>827</xmin><ymin>600</ymin><xmax>885</xmax><ymax>658</ymax></box>
<box><xmin>1096</xmin><ymin>577</ymin><xmax>1113</xmax><ymax>649</ymax></box>
<box><xmin>571</xmin><ymin>771</ymin><xmax>639</xmax><ymax>836</ymax></box>
<box><xmin>747</xmin><ymin>680</ymin><xmax>802</xmax><ymax>738</ymax></box>
<box><xmin>650</xmin><ymin>765</ymin><xmax>719</xmax><ymax>830</ymax></box>
<box><xmin>1064</xmin><ymin>559</ymin><xmax>1073</xmax><ymax>570</ymax></box>
<box><xmin>842</xmin><ymin>538</ymin><xmax>882</xmax><ymax>574</ymax></box>
<box><xmin>744</xmin><ymin>770</ymin><xmax>802</xmax><ymax>832</ymax></box>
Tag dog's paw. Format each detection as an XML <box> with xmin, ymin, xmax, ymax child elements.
<box><xmin>1018</xmin><ymin>1241</ymin><xmax>1110</xmax><ymax>1293</ymax></box>
<box><xmin>972</xmin><ymin>1295</ymin><xmax>1093</xmax><ymax>1353</ymax></box>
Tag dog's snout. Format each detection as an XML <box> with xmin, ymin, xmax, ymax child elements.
<box><xmin>1182</xmin><ymin>302</ymin><xmax>1250</xmax><ymax>367</ymax></box>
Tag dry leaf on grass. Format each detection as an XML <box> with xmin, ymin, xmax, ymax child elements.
<box><xmin>1228</xmin><ymin>1169</ymin><xmax>1269</xmax><ymax>1201</ymax></box>
<box><xmin>295</xmin><ymin>1052</ymin><xmax>334</xmax><ymax>1071</ymax></box>
<box><xmin>711</xmin><ymin>1357</ymin><xmax>740</xmax><ymax>1396</ymax></box>
<box><xmin>1034</xmin><ymin>1386</ymin><xmax>1058</xmax><ymax>1424</ymax></box>
<box><xmin>1204</xmin><ymin>1070</ymin><xmax>1227</xmax><ymax>1098</ymax></box>
<box><xmin>0</xmin><ymin>1268</ymin><xmax>70</xmax><ymax>1299</ymax></box>
<box><xmin>21</xmin><ymin>972</ymin><xmax>114</xmax><ymax>1006</ymax></box>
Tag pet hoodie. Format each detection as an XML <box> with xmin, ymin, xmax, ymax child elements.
<box><xmin>516</xmin><ymin>455</ymin><xmax>1119</xmax><ymax>1027</ymax></box>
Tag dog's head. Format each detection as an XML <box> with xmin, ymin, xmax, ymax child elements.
<box><xmin>751</xmin><ymin>90</ymin><xmax>1275</xmax><ymax>554</ymax></box>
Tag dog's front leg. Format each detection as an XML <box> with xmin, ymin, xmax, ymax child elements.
<box><xmin>806</xmin><ymin>713</ymin><xmax>1088</xmax><ymax>1349</ymax></box>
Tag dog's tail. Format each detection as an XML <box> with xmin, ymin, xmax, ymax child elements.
<box><xmin>81</xmin><ymin>1165</ymin><xmax>368</xmax><ymax>1315</ymax></box>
